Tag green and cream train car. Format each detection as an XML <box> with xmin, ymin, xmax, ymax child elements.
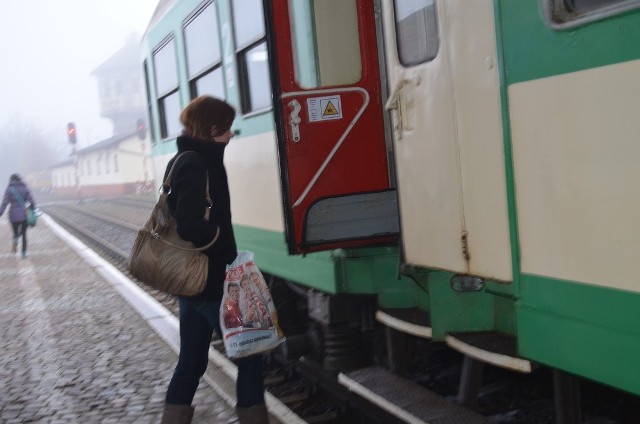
<box><xmin>141</xmin><ymin>0</ymin><xmax>640</xmax><ymax>415</ymax></box>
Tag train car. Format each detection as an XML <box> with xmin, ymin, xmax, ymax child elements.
<box><xmin>141</xmin><ymin>0</ymin><xmax>640</xmax><ymax>419</ymax></box>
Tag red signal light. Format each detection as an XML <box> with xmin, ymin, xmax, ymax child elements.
<box><xmin>67</xmin><ymin>122</ymin><xmax>77</xmax><ymax>145</ymax></box>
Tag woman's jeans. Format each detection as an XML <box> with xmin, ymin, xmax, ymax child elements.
<box><xmin>11</xmin><ymin>221</ymin><xmax>26</xmax><ymax>253</ymax></box>
<box><xmin>166</xmin><ymin>297</ymin><xmax>265</xmax><ymax>407</ymax></box>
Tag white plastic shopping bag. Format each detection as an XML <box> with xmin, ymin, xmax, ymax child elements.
<box><xmin>220</xmin><ymin>251</ymin><xmax>285</xmax><ymax>358</ymax></box>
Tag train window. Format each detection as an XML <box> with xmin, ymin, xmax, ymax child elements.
<box><xmin>184</xmin><ymin>1</ymin><xmax>225</xmax><ymax>99</ymax></box>
<box><xmin>231</xmin><ymin>0</ymin><xmax>272</xmax><ymax>113</ymax></box>
<box><xmin>544</xmin><ymin>0</ymin><xmax>640</xmax><ymax>27</ymax></box>
<box><xmin>193</xmin><ymin>68</ymin><xmax>225</xmax><ymax>99</ymax></box>
<box><xmin>153</xmin><ymin>37</ymin><xmax>181</xmax><ymax>138</ymax></box>
<box><xmin>393</xmin><ymin>0</ymin><xmax>439</xmax><ymax>66</ymax></box>
<box><xmin>142</xmin><ymin>61</ymin><xmax>156</xmax><ymax>144</ymax></box>
<box><xmin>153</xmin><ymin>39</ymin><xmax>178</xmax><ymax>96</ymax></box>
<box><xmin>232</xmin><ymin>0</ymin><xmax>265</xmax><ymax>47</ymax></box>
<box><xmin>240</xmin><ymin>43</ymin><xmax>271</xmax><ymax>110</ymax></box>
<box><xmin>160</xmin><ymin>92</ymin><xmax>182</xmax><ymax>138</ymax></box>
<box><xmin>288</xmin><ymin>0</ymin><xmax>361</xmax><ymax>88</ymax></box>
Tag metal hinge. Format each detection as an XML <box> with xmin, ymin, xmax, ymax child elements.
<box><xmin>461</xmin><ymin>231</ymin><xmax>470</xmax><ymax>261</ymax></box>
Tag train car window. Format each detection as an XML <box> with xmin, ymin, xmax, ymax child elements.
<box><xmin>160</xmin><ymin>92</ymin><xmax>183</xmax><ymax>137</ymax></box>
<box><xmin>184</xmin><ymin>1</ymin><xmax>225</xmax><ymax>99</ymax></box>
<box><xmin>153</xmin><ymin>39</ymin><xmax>178</xmax><ymax>96</ymax></box>
<box><xmin>288</xmin><ymin>0</ymin><xmax>361</xmax><ymax>88</ymax></box>
<box><xmin>194</xmin><ymin>68</ymin><xmax>225</xmax><ymax>99</ymax></box>
<box><xmin>232</xmin><ymin>0</ymin><xmax>265</xmax><ymax>47</ymax></box>
<box><xmin>153</xmin><ymin>37</ymin><xmax>181</xmax><ymax>138</ymax></box>
<box><xmin>393</xmin><ymin>0</ymin><xmax>439</xmax><ymax>66</ymax></box>
<box><xmin>231</xmin><ymin>0</ymin><xmax>271</xmax><ymax>113</ymax></box>
<box><xmin>142</xmin><ymin>60</ymin><xmax>156</xmax><ymax>144</ymax></box>
<box><xmin>544</xmin><ymin>0</ymin><xmax>640</xmax><ymax>27</ymax></box>
<box><xmin>242</xmin><ymin>43</ymin><xmax>271</xmax><ymax>110</ymax></box>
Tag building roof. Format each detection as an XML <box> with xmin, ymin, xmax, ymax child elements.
<box><xmin>49</xmin><ymin>132</ymin><xmax>138</xmax><ymax>171</ymax></box>
<box><xmin>91</xmin><ymin>36</ymin><xmax>142</xmax><ymax>76</ymax></box>
<box><xmin>79</xmin><ymin>132</ymin><xmax>136</xmax><ymax>154</ymax></box>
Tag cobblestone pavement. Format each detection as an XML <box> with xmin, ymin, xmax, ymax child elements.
<box><xmin>0</xmin><ymin>220</ymin><xmax>237</xmax><ymax>423</ymax></box>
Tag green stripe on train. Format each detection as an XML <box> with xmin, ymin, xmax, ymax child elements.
<box><xmin>233</xmin><ymin>225</ymin><xmax>423</xmax><ymax>308</ymax></box>
<box><xmin>496</xmin><ymin>0</ymin><xmax>640</xmax><ymax>85</ymax></box>
<box><xmin>517</xmin><ymin>274</ymin><xmax>640</xmax><ymax>396</ymax></box>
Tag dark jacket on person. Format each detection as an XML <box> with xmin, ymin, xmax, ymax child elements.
<box><xmin>164</xmin><ymin>135</ymin><xmax>237</xmax><ymax>301</ymax></box>
<box><xmin>0</xmin><ymin>180</ymin><xmax>35</xmax><ymax>223</ymax></box>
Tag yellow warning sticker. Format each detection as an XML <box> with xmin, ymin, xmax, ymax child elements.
<box><xmin>307</xmin><ymin>96</ymin><xmax>343</xmax><ymax>122</ymax></box>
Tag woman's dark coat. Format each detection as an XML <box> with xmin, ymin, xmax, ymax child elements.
<box><xmin>164</xmin><ymin>135</ymin><xmax>237</xmax><ymax>301</ymax></box>
<box><xmin>0</xmin><ymin>180</ymin><xmax>35</xmax><ymax>223</ymax></box>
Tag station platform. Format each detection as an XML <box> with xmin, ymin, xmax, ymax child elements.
<box><xmin>0</xmin><ymin>216</ymin><xmax>297</xmax><ymax>424</ymax></box>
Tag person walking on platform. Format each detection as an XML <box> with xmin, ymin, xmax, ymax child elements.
<box><xmin>161</xmin><ymin>96</ymin><xmax>268</xmax><ymax>424</ymax></box>
<box><xmin>0</xmin><ymin>174</ymin><xmax>36</xmax><ymax>258</ymax></box>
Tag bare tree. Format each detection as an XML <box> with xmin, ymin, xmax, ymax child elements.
<box><xmin>0</xmin><ymin>115</ymin><xmax>63</xmax><ymax>187</ymax></box>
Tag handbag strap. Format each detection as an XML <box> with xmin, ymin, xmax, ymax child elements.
<box><xmin>163</xmin><ymin>151</ymin><xmax>212</xmax><ymax>221</ymax></box>
<box><xmin>9</xmin><ymin>187</ymin><xmax>26</xmax><ymax>208</ymax></box>
<box><xmin>158</xmin><ymin>151</ymin><xmax>219</xmax><ymax>251</ymax></box>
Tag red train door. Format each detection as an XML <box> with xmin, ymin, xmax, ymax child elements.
<box><xmin>265</xmin><ymin>0</ymin><xmax>398</xmax><ymax>254</ymax></box>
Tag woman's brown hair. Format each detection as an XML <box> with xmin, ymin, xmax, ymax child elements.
<box><xmin>179</xmin><ymin>96</ymin><xmax>236</xmax><ymax>140</ymax></box>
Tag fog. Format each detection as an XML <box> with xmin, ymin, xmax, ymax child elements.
<box><xmin>0</xmin><ymin>0</ymin><xmax>157</xmax><ymax>186</ymax></box>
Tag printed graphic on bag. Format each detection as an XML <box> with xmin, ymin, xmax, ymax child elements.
<box><xmin>220</xmin><ymin>251</ymin><xmax>285</xmax><ymax>358</ymax></box>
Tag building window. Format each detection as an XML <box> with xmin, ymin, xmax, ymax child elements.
<box><xmin>113</xmin><ymin>154</ymin><xmax>118</xmax><ymax>172</ymax></box>
<box><xmin>153</xmin><ymin>37</ymin><xmax>182</xmax><ymax>138</ymax></box>
<box><xmin>184</xmin><ymin>1</ymin><xmax>226</xmax><ymax>100</ymax></box>
<box><xmin>105</xmin><ymin>153</ymin><xmax>110</xmax><ymax>173</ymax></box>
<box><xmin>231</xmin><ymin>0</ymin><xmax>272</xmax><ymax>113</ymax></box>
<box><xmin>97</xmin><ymin>155</ymin><xmax>102</xmax><ymax>175</ymax></box>
<box><xmin>394</xmin><ymin>0</ymin><xmax>439</xmax><ymax>66</ymax></box>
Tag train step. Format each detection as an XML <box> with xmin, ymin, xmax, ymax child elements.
<box><xmin>376</xmin><ymin>308</ymin><xmax>432</xmax><ymax>339</ymax></box>
<box><xmin>445</xmin><ymin>331</ymin><xmax>532</xmax><ymax>373</ymax></box>
<box><xmin>338</xmin><ymin>366</ymin><xmax>489</xmax><ymax>423</ymax></box>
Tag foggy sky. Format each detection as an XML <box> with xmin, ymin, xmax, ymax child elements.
<box><xmin>0</xmin><ymin>0</ymin><xmax>157</xmax><ymax>148</ymax></box>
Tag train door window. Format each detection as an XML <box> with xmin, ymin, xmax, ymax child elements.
<box><xmin>544</xmin><ymin>0</ymin><xmax>640</xmax><ymax>27</ymax></box>
<box><xmin>231</xmin><ymin>0</ymin><xmax>271</xmax><ymax>113</ymax></box>
<box><xmin>393</xmin><ymin>0</ymin><xmax>439</xmax><ymax>66</ymax></box>
<box><xmin>184</xmin><ymin>1</ymin><xmax>225</xmax><ymax>99</ymax></box>
<box><xmin>288</xmin><ymin>0</ymin><xmax>361</xmax><ymax>88</ymax></box>
<box><xmin>153</xmin><ymin>37</ymin><xmax>181</xmax><ymax>138</ymax></box>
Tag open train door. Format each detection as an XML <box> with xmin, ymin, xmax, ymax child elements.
<box><xmin>265</xmin><ymin>0</ymin><xmax>399</xmax><ymax>254</ymax></box>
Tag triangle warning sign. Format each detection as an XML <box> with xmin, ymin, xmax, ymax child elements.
<box><xmin>323</xmin><ymin>101</ymin><xmax>339</xmax><ymax>116</ymax></box>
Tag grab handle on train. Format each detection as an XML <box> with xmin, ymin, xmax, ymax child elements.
<box><xmin>288</xmin><ymin>99</ymin><xmax>302</xmax><ymax>143</ymax></box>
<box><xmin>385</xmin><ymin>79</ymin><xmax>410</xmax><ymax>139</ymax></box>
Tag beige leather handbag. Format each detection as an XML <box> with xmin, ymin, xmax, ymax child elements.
<box><xmin>128</xmin><ymin>152</ymin><xmax>219</xmax><ymax>296</ymax></box>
